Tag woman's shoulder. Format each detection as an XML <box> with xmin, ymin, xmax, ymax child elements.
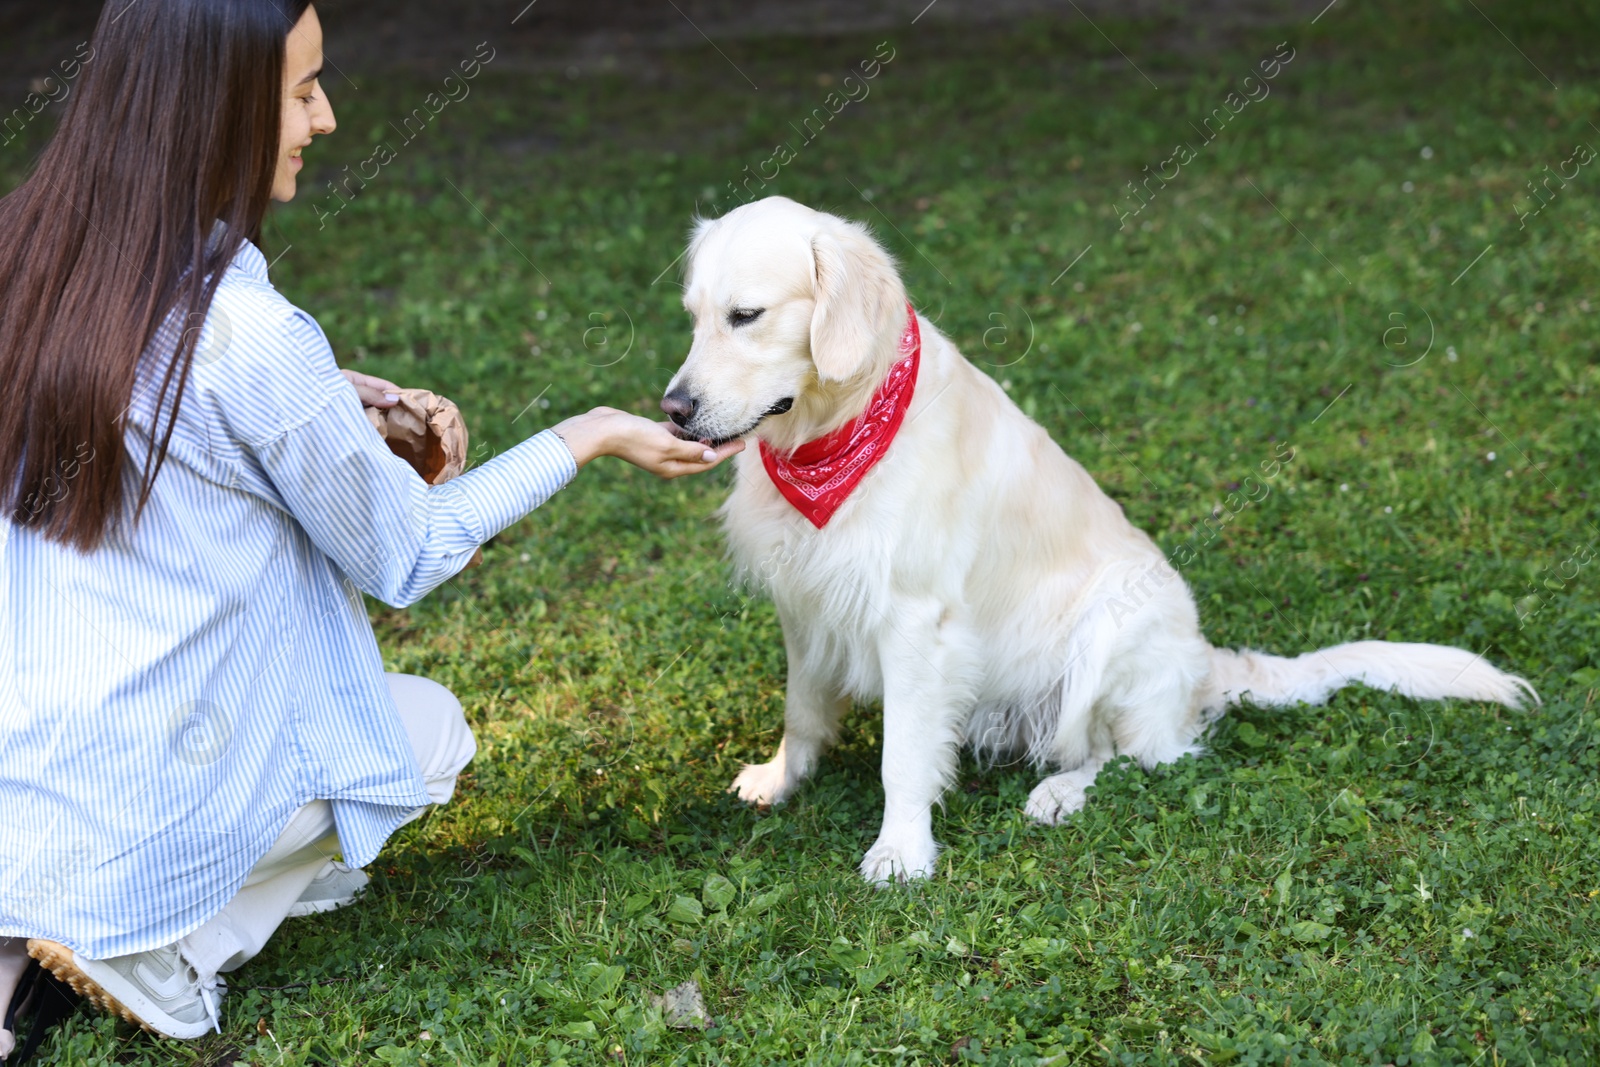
<box><xmin>177</xmin><ymin>241</ymin><xmax>352</xmax><ymax>443</ymax></box>
<box><xmin>206</xmin><ymin>241</ymin><xmax>323</xmax><ymax>355</ymax></box>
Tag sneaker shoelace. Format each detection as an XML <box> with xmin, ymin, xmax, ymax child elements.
<box><xmin>197</xmin><ymin>971</ymin><xmax>223</xmax><ymax>1035</ymax></box>
<box><xmin>174</xmin><ymin>949</ymin><xmax>225</xmax><ymax>1036</ymax></box>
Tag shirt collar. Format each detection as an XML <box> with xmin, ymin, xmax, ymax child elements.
<box><xmin>208</xmin><ymin>219</ymin><xmax>271</xmax><ymax>283</ymax></box>
<box><xmin>229</xmin><ymin>236</ymin><xmax>271</xmax><ymax>283</ymax></box>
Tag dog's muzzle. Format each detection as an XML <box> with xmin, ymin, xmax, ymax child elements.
<box><xmin>661</xmin><ymin>392</ymin><xmax>796</xmax><ymax>445</ymax></box>
<box><xmin>661</xmin><ymin>389</ymin><xmax>697</xmax><ymax>428</ymax></box>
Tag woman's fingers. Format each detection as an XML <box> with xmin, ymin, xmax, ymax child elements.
<box><xmin>656</xmin><ymin>422</ymin><xmax>744</xmax><ymax>460</ymax></box>
<box><xmin>561</xmin><ymin>409</ymin><xmax>747</xmax><ymax>478</ymax></box>
<box><xmin>353</xmin><ymin>370</ymin><xmax>402</xmax><ymax>392</ymax></box>
<box><xmin>653</xmin><ymin>432</ymin><xmax>743</xmax><ymax>478</ymax></box>
<box><xmin>356</xmin><ymin>386</ymin><xmax>398</xmax><ymax>407</ymax></box>
<box><xmin>340</xmin><ymin>368</ymin><xmax>402</xmax><ymax>407</ymax></box>
<box><xmin>704</xmin><ymin>438</ymin><xmax>746</xmax><ymax>464</ymax></box>
<box><xmin>670</xmin><ymin>435</ymin><xmax>719</xmax><ymax>464</ymax></box>
<box><xmin>660</xmin><ymin>425</ymin><xmax>721</xmax><ymax>462</ymax></box>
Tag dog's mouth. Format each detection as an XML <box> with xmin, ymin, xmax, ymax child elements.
<box><xmin>674</xmin><ymin>396</ymin><xmax>795</xmax><ymax>448</ymax></box>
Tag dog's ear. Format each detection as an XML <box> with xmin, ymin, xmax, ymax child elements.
<box><xmin>680</xmin><ymin>215</ymin><xmax>717</xmax><ymax>291</ymax></box>
<box><xmin>809</xmin><ymin>223</ymin><xmax>906</xmax><ymax>382</ymax></box>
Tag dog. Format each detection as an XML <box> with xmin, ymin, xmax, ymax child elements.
<box><xmin>661</xmin><ymin>195</ymin><xmax>1536</xmax><ymax>883</ymax></box>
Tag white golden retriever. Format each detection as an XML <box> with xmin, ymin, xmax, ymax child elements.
<box><xmin>662</xmin><ymin>195</ymin><xmax>1536</xmax><ymax>884</ymax></box>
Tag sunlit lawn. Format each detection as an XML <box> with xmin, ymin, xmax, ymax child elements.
<box><xmin>8</xmin><ymin>1</ymin><xmax>1600</xmax><ymax>1062</ymax></box>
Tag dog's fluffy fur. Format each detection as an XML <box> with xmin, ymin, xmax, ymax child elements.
<box><xmin>663</xmin><ymin>196</ymin><xmax>1537</xmax><ymax>883</ymax></box>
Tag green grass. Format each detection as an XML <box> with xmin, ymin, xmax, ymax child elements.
<box><xmin>8</xmin><ymin>1</ymin><xmax>1600</xmax><ymax>1062</ymax></box>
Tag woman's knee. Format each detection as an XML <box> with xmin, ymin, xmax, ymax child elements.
<box><xmin>384</xmin><ymin>673</ymin><xmax>477</xmax><ymax>801</ymax></box>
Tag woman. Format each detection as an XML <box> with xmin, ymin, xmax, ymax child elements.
<box><xmin>0</xmin><ymin>0</ymin><xmax>739</xmax><ymax>1052</ymax></box>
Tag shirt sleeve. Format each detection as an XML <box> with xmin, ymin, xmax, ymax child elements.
<box><xmin>217</xmin><ymin>303</ymin><xmax>577</xmax><ymax>608</ymax></box>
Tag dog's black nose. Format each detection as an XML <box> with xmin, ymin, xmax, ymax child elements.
<box><xmin>661</xmin><ymin>389</ymin><xmax>697</xmax><ymax>428</ymax></box>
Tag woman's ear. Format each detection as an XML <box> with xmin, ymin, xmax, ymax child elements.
<box><xmin>809</xmin><ymin>223</ymin><xmax>907</xmax><ymax>382</ymax></box>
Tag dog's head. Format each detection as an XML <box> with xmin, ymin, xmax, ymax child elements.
<box><xmin>661</xmin><ymin>196</ymin><xmax>908</xmax><ymax>451</ymax></box>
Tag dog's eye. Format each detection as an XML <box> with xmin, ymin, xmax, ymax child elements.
<box><xmin>728</xmin><ymin>307</ymin><xmax>765</xmax><ymax>328</ymax></box>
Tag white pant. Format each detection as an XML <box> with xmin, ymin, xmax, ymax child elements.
<box><xmin>0</xmin><ymin>674</ymin><xmax>475</xmax><ymax>1025</ymax></box>
<box><xmin>176</xmin><ymin>673</ymin><xmax>476</xmax><ymax>980</ymax></box>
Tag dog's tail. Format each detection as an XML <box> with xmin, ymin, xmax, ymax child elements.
<box><xmin>1204</xmin><ymin>641</ymin><xmax>1538</xmax><ymax>713</ymax></box>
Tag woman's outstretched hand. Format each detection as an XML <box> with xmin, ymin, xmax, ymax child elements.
<box><xmin>553</xmin><ymin>407</ymin><xmax>744</xmax><ymax>479</ymax></box>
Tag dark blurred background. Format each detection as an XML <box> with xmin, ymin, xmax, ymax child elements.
<box><xmin>4</xmin><ymin>0</ymin><xmax>1308</xmax><ymax>87</ymax></box>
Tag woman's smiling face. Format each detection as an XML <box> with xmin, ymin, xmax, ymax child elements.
<box><xmin>273</xmin><ymin>5</ymin><xmax>336</xmax><ymax>202</ymax></box>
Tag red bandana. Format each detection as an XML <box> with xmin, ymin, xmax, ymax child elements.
<box><xmin>760</xmin><ymin>303</ymin><xmax>921</xmax><ymax>528</ymax></box>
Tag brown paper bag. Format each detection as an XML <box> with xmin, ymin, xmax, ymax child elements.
<box><xmin>364</xmin><ymin>388</ymin><xmax>482</xmax><ymax>567</ymax></box>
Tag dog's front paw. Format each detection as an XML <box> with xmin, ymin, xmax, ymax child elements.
<box><xmin>1024</xmin><ymin>772</ymin><xmax>1092</xmax><ymax>825</ymax></box>
<box><xmin>729</xmin><ymin>760</ymin><xmax>789</xmax><ymax>806</ymax></box>
<box><xmin>859</xmin><ymin>833</ymin><xmax>940</xmax><ymax>885</ymax></box>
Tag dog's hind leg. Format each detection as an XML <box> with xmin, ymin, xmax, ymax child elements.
<box><xmin>1023</xmin><ymin>574</ymin><xmax>1210</xmax><ymax>824</ymax></box>
<box><xmin>1025</xmin><ymin>755</ymin><xmax>1112</xmax><ymax>824</ymax></box>
<box><xmin>729</xmin><ymin>622</ymin><xmax>847</xmax><ymax>806</ymax></box>
<box><xmin>1025</xmin><ymin>686</ymin><xmax>1202</xmax><ymax>824</ymax></box>
<box><xmin>1023</xmin><ymin>594</ymin><xmax>1119</xmax><ymax>825</ymax></box>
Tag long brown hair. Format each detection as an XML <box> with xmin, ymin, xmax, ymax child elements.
<box><xmin>0</xmin><ymin>0</ymin><xmax>312</xmax><ymax>551</ymax></box>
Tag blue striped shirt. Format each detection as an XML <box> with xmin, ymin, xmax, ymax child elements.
<box><xmin>0</xmin><ymin>236</ymin><xmax>576</xmax><ymax>960</ymax></box>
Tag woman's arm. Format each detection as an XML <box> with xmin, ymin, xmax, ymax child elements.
<box><xmin>338</xmin><ymin>371</ymin><xmax>741</xmax><ymax>477</ymax></box>
<box><xmin>222</xmin><ymin>310</ymin><xmax>736</xmax><ymax>608</ymax></box>
<box><xmin>551</xmin><ymin>407</ymin><xmax>743</xmax><ymax>476</ymax></box>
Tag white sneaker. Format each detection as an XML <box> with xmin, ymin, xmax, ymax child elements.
<box><xmin>286</xmin><ymin>861</ymin><xmax>370</xmax><ymax>917</ymax></box>
<box><xmin>27</xmin><ymin>939</ymin><xmax>223</xmax><ymax>1040</ymax></box>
